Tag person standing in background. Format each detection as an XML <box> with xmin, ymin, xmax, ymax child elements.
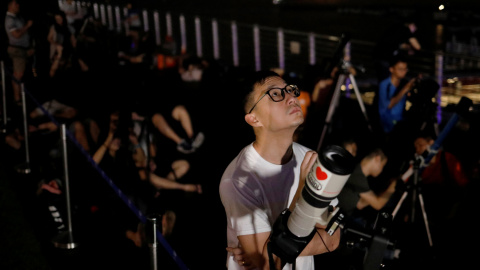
<box><xmin>4</xmin><ymin>0</ymin><xmax>34</xmax><ymax>105</ymax></box>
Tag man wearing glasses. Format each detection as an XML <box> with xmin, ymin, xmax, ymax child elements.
<box><xmin>220</xmin><ymin>71</ymin><xmax>340</xmax><ymax>269</ymax></box>
<box><xmin>377</xmin><ymin>56</ymin><xmax>419</xmax><ymax>135</ymax></box>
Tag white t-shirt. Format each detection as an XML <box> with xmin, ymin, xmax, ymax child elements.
<box><xmin>219</xmin><ymin>142</ymin><xmax>313</xmax><ymax>270</ymax></box>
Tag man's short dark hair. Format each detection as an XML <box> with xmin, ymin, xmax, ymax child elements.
<box><xmin>388</xmin><ymin>55</ymin><xmax>407</xmax><ymax>68</ymax></box>
<box><xmin>242</xmin><ymin>70</ymin><xmax>280</xmax><ymax>113</ymax></box>
<box><xmin>364</xmin><ymin>147</ymin><xmax>387</xmax><ymax>161</ymax></box>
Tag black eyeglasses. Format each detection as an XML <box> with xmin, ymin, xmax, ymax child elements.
<box><xmin>247</xmin><ymin>85</ymin><xmax>300</xmax><ymax>114</ymax></box>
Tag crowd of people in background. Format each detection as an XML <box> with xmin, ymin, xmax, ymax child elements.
<box><xmin>1</xmin><ymin>1</ymin><xmax>211</xmax><ymax>268</ymax></box>
<box><xmin>1</xmin><ymin>1</ymin><xmax>479</xmax><ymax>270</ymax></box>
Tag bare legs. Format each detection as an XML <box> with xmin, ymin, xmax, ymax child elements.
<box><xmin>149</xmin><ymin>159</ymin><xmax>201</xmax><ymax>193</ymax></box>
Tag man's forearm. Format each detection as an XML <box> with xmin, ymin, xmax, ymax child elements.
<box><xmin>299</xmin><ymin>228</ymin><xmax>340</xmax><ymax>256</ymax></box>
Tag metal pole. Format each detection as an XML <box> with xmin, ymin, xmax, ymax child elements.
<box><xmin>100</xmin><ymin>4</ymin><xmax>107</xmax><ymax>26</ymax></box>
<box><xmin>148</xmin><ymin>214</ymin><xmax>161</xmax><ymax>270</ymax></box>
<box><xmin>435</xmin><ymin>51</ymin><xmax>444</xmax><ymax>125</ymax></box>
<box><xmin>154</xmin><ymin>11</ymin><xmax>161</xmax><ymax>46</ymax></box>
<box><xmin>179</xmin><ymin>14</ymin><xmax>186</xmax><ymax>54</ymax></box>
<box><xmin>115</xmin><ymin>6</ymin><xmax>122</xmax><ymax>33</ymax></box>
<box><xmin>62</xmin><ymin>124</ymin><xmax>73</xmax><ymax>234</ymax></box>
<box><xmin>53</xmin><ymin>124</ymin><xmax>78</xmax><ymax>249</ymax></box>
<box><xmin>16</xmin><ymin>83</ymin><xmax>31</xmax><ymax>174</ymax></box>
<box><xmin>195</xmin><ymin>17</ymin><xmax>203</xmax><ymax>58</ymax></box>
<box><xmin>309</xmin><ymin>33</ymin><xmax>316</xmax><ymax>66</ymax></box>
<box><xmin>1</xmin><ymin>61</ymin><xmax>7</xmax><ymax>133</ymax></box>
<box><xmin>93</xmin><ymin>3</ymin><xmax>99</xmax><ymax>19</ymax></box>
<box><xmin>166</xmin><ymin>12</ymin><xmax>172</xmax><ymax>37</ymax></box>
<box><xmin>277</xmin><ymin>28</ymin><xmax>285</xmax><ymax>70</ymax></box>
<box><xmin>107</xmin><ymin>5</ymin><xmax>114</xmax><ymax>31</ymax></box>
<box><xmin>123</xmin><ymin>6</ymin><xmax>129</xmax><ymax>35</ymax></box>
<box><xmin>142</xmin><ymin>9</ymin><xmax>149</xmax><ymax>32</ymax></box>
<box><xmin>212</xmin><ymin>19</ymin><xmax>220</xmax><ymax>60</ymax></box>
<box><xmin>253</xmin><ymin>25</ymin><xmax>261</xmax><ymax>71</ymax></box>
<box><xmin>231</xmin><ymin>21</ymin><xmax>238</xmax><ymax>66</ymax></box>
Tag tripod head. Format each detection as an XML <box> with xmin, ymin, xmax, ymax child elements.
<box><xmin>321</xmin><ymin>33</ymin><xmax>351</xmax><ymax>77</ymax></box>
<box><xmin>337</xmin><ymin>59</ymin><xmax>366</xmax><ymax>76</ymax></box>
<box><xmin>321</xmin><ymin>33</ymin><xmax>366</xmax><ymax>78</ymax></box>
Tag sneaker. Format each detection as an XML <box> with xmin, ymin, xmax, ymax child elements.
<box><xmin>177</xmin><ymin>139</ymin><xmax>194</xmax><ymax>154</ymax></box>
<box><xmin>192</xmin><ymin>132</ymin><xmax>205</xmax><ymax>149</ymax></box>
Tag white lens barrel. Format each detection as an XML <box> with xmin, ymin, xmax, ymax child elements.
<box><xmin>287</xmin><ymin>145</ymin><xmax>355</xmax><ymax>237</ymax></box>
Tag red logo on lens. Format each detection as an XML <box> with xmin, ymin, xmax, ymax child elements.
<box><xmin>316</xmin><ymin>166</ymin><xmax>328</xmax><ymax>180</ymax></box>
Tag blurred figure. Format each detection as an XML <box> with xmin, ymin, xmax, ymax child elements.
<box><xmin>47</xmin><ymin>10</ymin><xmax>76</xmax><ymax>77</ymax></box>
<box><xmin>337</xmin><ymin>147</ymin><xmax>396</xmax><ymax>228</ymax></box>
<box><xmin>123</xmin><ymin>2</ymin><xmax>142</xmax><ymax>32</ymax></box>
<box><xmin>377</xmin><ymin>56</ymin><xmax>420</xmax><ymax>136</ymax></box>
<box><xmin>117</xmin><ymin>27</ymin><xmax>155</xmax><ymax>88</ymax></box>
<box><xmin>5</xmin><ymin>0</ymin><xmax>34</xmax><ymax>105</ymax></box>
<box><xmin>59</xmin><ymin>0</ymin><xmax>83</xmax><ymax>34</ymax></box>
<box><xmin>373</xmin><ymin>16</ymin><xmax>421</xmax><ymax>83</ymax></box>
<box><xmin>410</xmin><ymin>135</ymin><xmax>469</xmax><ymax>222</ymax></box>
<box><xmin>28</xmin><ymin>99</ymin><xmax>94</xmax><ymax>153</ymax></box>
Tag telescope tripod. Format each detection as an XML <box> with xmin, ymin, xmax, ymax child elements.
<box><xmin>392</xmin><ymin>157</ymin><xmax>433</xmax><ymax>247</ymax></box>
<box><xmin>317</xmin><ymin>62</ymin><xmax>372</xmax><ymax>152</ymax></box>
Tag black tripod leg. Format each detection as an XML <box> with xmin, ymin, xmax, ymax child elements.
<box><xmin>392</xmin><ymin>191</ymin><xmax>408</xmax><ymax>219</ymax></box>
<box><xmin>417</xmin><ymin>193</ymin><xmax>433</xmax><ymax>247</ymax></box>
<box><xmin>317</xmin><ymin>74</ymin><xmax>345</xmax><ymax>152</ymax></box>
<box><xmin>348</xmin><ymin>73</ymin><xmax>372</xmax><ymax>132</ymax></box>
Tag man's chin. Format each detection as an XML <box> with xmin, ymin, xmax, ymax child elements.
<box><xmin>292</xmin><ymin>116</ymin><xmax>304</xmax><ymax>128</ymax></box>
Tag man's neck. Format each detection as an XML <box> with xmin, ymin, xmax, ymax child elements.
<box><xmin>253</xmin><ymin>130</ymin><xmax>295</xmax><ymax>165</ymax></box>
<box><xmin>390</xmin><ymin>76</ymin><xmax>401</xmax><ymax>87</ymax></box>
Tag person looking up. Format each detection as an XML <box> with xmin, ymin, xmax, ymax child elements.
<box><xmin>220</xmin><ymin>70</ymin><xmax>340</xmax><ymax>270</ymax></box>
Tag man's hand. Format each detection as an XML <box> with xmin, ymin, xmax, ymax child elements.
<box><xmin>226</xmin><ymin>246</ymin><xmax>258</xmax><ymax>270</ymax></box>
<box><xmin>289</xmin><ymin>150</ymin><xmax>317</xmax><ymax>211</ymax></box>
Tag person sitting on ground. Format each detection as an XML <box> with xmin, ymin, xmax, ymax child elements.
<box><xmin>28</xmin><ymin>99</ymin><xmax>94</xmax><ymax>153</ymax></box>
<box><xmin>151</xmin><ymin>104</ymin><xmax>204</xmax><ymax>154</ymax></box>
<box><xmin>127</xmin><ymin>107</ymin><xmax>203</xmax><ymax>194</ymax></box>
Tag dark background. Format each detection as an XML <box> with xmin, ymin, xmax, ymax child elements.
<box><xmin>1</xmin><ymin>1</ymin><xmax>479</xmax><ymax>270</ymax></box>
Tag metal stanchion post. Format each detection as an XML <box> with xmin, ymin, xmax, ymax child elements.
<box><xmin>147</xmin><ymin>214</ymin><xmax>161</xmax><ymax>270</ymax></box>
<box><xmin>53</xmin><ymin>124</ymin><xmax>79</xmax><ymax>249</ymax></box>
<box><xmin>15</xmin><ymin>83</ymin><xmax>31</xmax><ymax>174</ymax></box>
<box><xmin>1</xmin><ymin>61</ymin><xmax>7</xmax><ymax>133</ymax></box>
